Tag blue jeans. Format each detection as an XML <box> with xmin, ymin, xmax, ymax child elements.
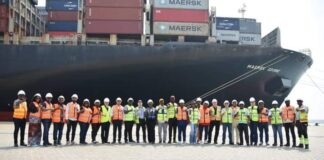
<box><xmin>222</xmin><ymin>123</ymin><xmax>232</xmax><ymax>144</ymax></box>
<box><xmin>250</xmin><ymin>121</ymin><xmax>258</xmax><ymax>145</ymax></box>
<box><xmin>189</xmin><ymin>123</ymin><xmax>198</xmax><ymax>144</ymax></box>
<box><xmin>41</xmin><ymin>119</ymin><xmax>52</xmax><ymax>144</ymax></box>
<box><xmin>272</xmin><ymin>124</ymin><xmax>283</xmax><ymax>145</ymax></box>
<box><xmin>199</xmin><ymin>125</ymin><xmax>209</xmax><ymax>142</ymax></box>
<box><xmin>79</xmin><ymin>122</ymin><xmax>90</xmax><ymax>143</ymax></box>
<box><xmin>178</xmin><ymin>120</ymin><xmax>187</xmax><ymax>142</ymax></box>
<box><xmin>259</xmin><ymin>122</ymin><xmax>269</xmax><ymax>143</ymax></box>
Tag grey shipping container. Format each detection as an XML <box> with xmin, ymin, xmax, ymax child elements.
<box><xmin>153</xmin><ymin>22</ymin><xmax>209</xmax><ymax>36</ymax></box>
<box><xmin>239</xmin><ymin>19</ymin><xmax>261</xmax><ymax>34</ymax></box>
<box><xmin>239</xmin><ymin>33</ymin><xmax>261</xmax><ymax>45</ymax></box>
<box><xmin>153</xmin><ymin>0</ymin><xmax>209</xmax><ymax>10</ymax></box>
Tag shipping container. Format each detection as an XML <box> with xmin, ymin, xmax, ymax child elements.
<box><xmin>0</xmin><ymin>5</ymin><xmax>8</xmax><ymax>18</ymax></box>
<box><xmin>85</xmin><ymin>20</ymin><xmax>143</xmax><ymax>34</ymax></box>
<box><xmin>239</xmin><ymin>19</ymin><xmax>261</xmax><ymax>34</ymax></box>
<box><xmin>46</xmin><ymin>0</ymin><xmax>78</xmax><ymax>11</ymax></box>
<box><xmin>153</xmin><ymin>22</ymin><xmax>209</xmax><ymax>36</ymax></box>
<box><xmin>216</xmin><ymin>30</ymin><xmax>239</xmax><ymax>41</ymax></box>
<box><xmin>48</xmin><ymin>11</ymin><xmax>78</xmax><ymax>21</ymax></box>
<box><xmin>0</xmin><ymin>0</ymin><xmax>9</xmax><ymax>5</ymax></box>
<box><xmin>48</xmin><ymin>31</ymin><xmax>76</xmax><ymax>36</ymax></box>
<box><xmin>153</xmin><ymin>8</ymin><xmax>208</xmax><ymax>23</ymax></box>
<box><xmin>239</xmin><ymin>33</ymin><xmax>261</xmax><ymax>45</ymax></box>
<box><xmin>85</xmin><ymin>0</ymin><xmax>143</xmax><ymax>8</ymax></box>
<box><xmin>86</xmin><ymin>7</ymin><xmax>142</xmax><ymax>21</ymax></box>
<box><xmin>216</xmin><ymin>17</ymin><xmax>240</xmax><ymax>31</ymax></box>
<box><xmin>47</xmin><ymin>21</ymin><xmax>78</xmax><ymax>32</ymax></box>
<box><xmin>0</xmin><ymin>18</ymin><xmax>7</xmax><ymax>32</ymax></box>
<box><xmin>153</xmin><ymin>0</ymin><xmax>209</xmax><ymax>10</ymax></box>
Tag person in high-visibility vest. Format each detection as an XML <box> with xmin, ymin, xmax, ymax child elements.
<box><xmin>65</xmin><ymin>94</ymin><xmax>80</xmax><ymax>145</ymax></box>
<box><xmin>258</xmin><ymin>100</ymin><xmax>269</xmax><ymax>146</ymax></box>
<box><xmin>41</xmin><ymin>93</ymin><xmax>54</xmax><ymax>146</ymax></box>
<box><xmin>221</xmin><ymin>100</ymin><xmax>234</xmax><ymax>145</ymax></box>
<box><xmin>269</xmin><ymin>100</ymin><xmax>283</xmax><ymax>147</ymax></box>
<box><xmin>296</xmin><ymin>98</ymin><xmax>309</xmax><ymax>149</ymax></box>
<box><xmin>167</xmin><ymin>95</ymin><xmax>178</xmax><ymax>144</ymax></box>
<box><xmin>28</xmin><ymin>93</ymin><xmax>42</xmax><ymax>147</ymax></box>
<box><xmin>196</xmin><ymin>97</ymin><xmax>203</xmax><ymax>142</ymax></box>
<box><xmin>282</xmin><ymin>99</ymin><xmax>296</xmax><ymax>147</ymax></box>
<box><xmin>157</xmin><ymin>98</ymin><xmax>168</xmax><ymax>144</ymax></box>
<box><xmin>146</xmin><ymin>99</ymin><xmax>157</xmax><ymax>144</ymax></box>
<box><xmin>198</xmin><ymin>101</ymin><xmax>210</xmax><ymax>144</ymax></box>
<box><xmin>124</xmin><ymin>98</ymin><xmax>135</xmax><ymax>143</ymax></box>
<box><xmin>100</xmin><ymin>98</ymin><xmax>111</xmax><ymax>144</ymax></box>
<box><xmin>135</xmin><ymin>100</ymin><xmax>146</xmax><ymax>143</ymax></box>
<box><xmin>78</xmin><ymin>99</ymin><xmax>92</xmax><ymax>145</ymax></box>
<box><xmin>248</xmin><ymin>97</ymin><xmax>259</xmax><ymax>146</ymax></box>
<box><xmin>208</xmin><ymin>99</ymin><xmax>221</xmax><ymax>144</ymax></box>
<box><xmin>231</xmin><ymin>99</ymin><xmax>240</xmax><ymax>145</ymax></box>
<box><xmin>111</xmin><ymin>97</ymin><xmax>124</xmax><ymax>144</ymax></box>
<box><xmin>52</xmin><ymin>96</ymin><xmax>66</xmax><ymax>146</ymax></box>
<box><xmin>13</xmin><ymin>90</ymin><xmax>28</xmax><ymax>147</ymax></box>
<box><xmin>177</xmin><ymin>99</ymin><xmax>189</xmax><ymax>144</ymax></box>
<box><xmin>189</xmin><ymin>101</ymin><xmax>199</xmax><ymax>144</ymax></box>
<box><xmin>91</xmin><ymin>99</ymin><xmax>101</xmax><ymax>144</ymax></box>
<box><xmin>235</xmin><ymin>101</ymin><xmax>250</xmax><ymax>146</ymax></box>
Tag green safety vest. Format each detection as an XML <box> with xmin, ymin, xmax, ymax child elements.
<box><xmin>300</xmin><ymin>111</ymin><xmax>308</xmax><ymax>123</ymax></box>
<box><xmin>270</xmin><ymin>108</ymin><xmax>282</xmax><ymax>124</ymax></box>
<box><xmin>237</xmin><ymin>108</ymin><xmax>248</xmax><ymax>124</ymax></box>
<box><xmin>100</xmin><ymin>105</ymin><xmax>111</xmax><ymax>123</ymax></box>
<box><xmin>157</xmin><ymin>106</ymin><xmax>168</xmax><ymax>121</ymax></box>
<box><xmin>222</xmin><ymin>108</ymin><xmax>233</xmax><ymax>123</ymax></box>
<box><xmin>190</xmin><ymin>108</ymin><xmax>199</xmax><ymax>124</ymax></box>
<box><xmin>124</xmin><ymin>105</ymin><xmax>135</xmax><ymax>121</ymax></box>
<box><xmin>248</xmin><ymin>105</ymin><xmax>259</xmax><ymax>122</ymax></box>
<box><xmin>167</xmin><ymin>103</ymin><xmax>177</xmax><ymax>119</ymax></box>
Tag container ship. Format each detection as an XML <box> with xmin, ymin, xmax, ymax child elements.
<box><xmin>0</xmin><ymin>0</ymin><xmax>313</xmax><ymax>121</ymax></box>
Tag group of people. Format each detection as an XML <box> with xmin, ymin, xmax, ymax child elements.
<box><xmin>12</xmin><ymin>90</ymin><xmax>310</xmax><ymax>149</ymax></box>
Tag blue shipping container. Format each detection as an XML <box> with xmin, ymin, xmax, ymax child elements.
<box><xmin>46</xmin><ymin>0</ymin><xmax>78</xmax><ymax>11</ymax></box>
<box><xmin>0</xmin><ymin>0</ymin><xmax>9</xmax><ymax>5</ymax></box>
<box><xmin>47</xmin><ymin>21</ymin><xmax>78</xmax><ymax>31</ymax></box>
<box><xmin>216</xmin><ymin>17</ymin><xmax>240</xmax><ymax>31</ymax></box>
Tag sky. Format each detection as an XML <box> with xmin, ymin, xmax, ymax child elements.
<box><xmin>37</xmin><ymin>0</ymin><xmax>324</xmax><ymax>120</ymax></box>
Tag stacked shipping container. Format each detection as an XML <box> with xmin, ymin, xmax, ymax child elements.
<box><xmin>0</xmin><ymin>3</ymin><xmax>8</xmax><ymax>32</ymax></box>
<box><xmin>85</xmin><ymin>0</ymin><xmax>143</xmax><ymax>34</ymax></box>
<box><xmin>216</xmin><ymin>17</ymin><xmax>240</xmax><ymax>43</ymax></box>
<box><xmin>152</xmin><ymin>0</ymin><xmax>209</xmax><ymax>36</ymax></box>
<box><xmin>239</xmin><ymin>18</ymin><xmax>261</xmax><ymax>45</ymax></box>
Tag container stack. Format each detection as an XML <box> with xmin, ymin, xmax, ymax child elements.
<box><xmin>239</xmin><ymin>18</ymin><xmax>261</xmax><ymax>45</ymax></box>
<box><xmin>0</xmin><ymin>1</ymin><xmax>8</xmax><ymax>33</ymax></box>
<box><xmin>152</xmin><ymin>0</ymin><xmax>209</xmax><ymax>41</ymax></box>
<box><xmin>46</xmin><ymin>0</ymin><xmax>79</xmax><ymax>36</ymax></box>
<box><xmin>216</xmin><ymin>17</ymin><xmax>240</xmax><ymax>44</ymax></box>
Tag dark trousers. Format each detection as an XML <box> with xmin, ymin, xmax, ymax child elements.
<box><xmin>178</xmin><ymin>120</ymin><xmax>187</xmax><ymax>142</ymax></box>
<box><xmin>208</xmin><ymin>120</ymin><xmax>220</xmax><ymax>143</ymax></box>
<box><xmin>66</xmin><ymin>120</ymin><xmax>77</xmax><ymax>142</ymax></box>
<box><xmin>13</xmin><ymin>118</ymin><xmax>26</xmax><ymax>145</ymax></box>
<box><xmin>124</xmin><ymin>121</ymin><xmax>134</xmax><ymax>142</ymax></box>
<box><xmin>258</xmin><ymin>122</ymin><xmax>269</xmax><ymax>143</ymax></box>
<box><xmin>91</xmin><ymin>123</ymin><xmax>101</xmax><ymax>142</ymax></box>
<box><xmin>296</xmin><ymin>121</ymin><xmax>308</xmax><ymax>144</ymax></box>
<box><xmin>41</xmin><ymin>119</ymin><xmax>52</xmax><ymax>144</ymax></box>
<box><xmin>222</xmin><ymin>123</ymin><xmax>233</xmax><ymax>144</ymax></box>
<box><xmin>79</xmin><ymin>122</ymin><xmax>90</xmax><ymax>143</ymax></box>
<box><xmin>249</xmin><ymin>121</ymin><xmax>258</xmax><ymax>145</ymax></box>
<box><xmin>283</xmin><ymin>123</ymin><xmax>296</xmax><ymax>145</ymax></box>
<box><xmin>146</xmin><ymin>119</ymin><xmax>156</xmax><ymax>143</ymax></box>
<box><xmin>136</xmin><ymin>119</ymin><xmax>146</xmax><ymax>142</ymax></box>
<box><xmin>168</xmin><ymin>118</ymin><xmax>177</xmax><ymax>142</ymax></box>
<box><xmin>199</xmin><ymin>124</ymin><xmax>209</xmax><ymax>142</ymax></box>
<box><xmin>53</xmin><ymin>122</ymin><xmax>64</xmax><ymax>142</ymax></box>
<box><xmin>112</xmin><ymin>120</ymin><xmax>122</xmax><ymax>142</ymax></box>
<box><xmin>238</xmin><ymin>123</ymin><xmax>249</xmax><ymax>145</ymax></box>
<box><xmin>272</xmin><ymin>124</ymin><xmax>283</xmax><ymax>145</ymax></box>
<box><xmin>101</xmin><ymin>122</ymin><xmax>110</xmax><ymax>143</ymax></box>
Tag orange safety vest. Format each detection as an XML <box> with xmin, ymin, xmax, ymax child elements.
<box><xmin>112</xmin><ymin>105</ymin><xmax>123</xmax><ymax>120</ymax></box>
<box><xmin>52</xmin><ymin>104</ymin><xmax>65</xmax><ymax>123</ymax></box>
<box><xmin>176</xmin><ymin>107</ymin><xmax>188</xmax><ymax>120</ymax></box>
<box><xmin>199</xmin><ymin>107</ymin><xmax>211</xmax><ymax>125</ymax></box>
<box><xmin>67</xmin><ymin>102</ymin><xmax>78</xmax><ymax>120</ymax></box>
<box><xmin>41</xmin><ymin>101</ymin><xmax>53</xmax><ymax>119</ymax></box>
<box><xmin>29</xmin><ymin>102</ymin><xmax>41</xmax><ymax>118</ymax></box>
<box><xmin>282</xmin><ymin>106</ymin><xmax>295</xmax><ymax>122</ymax></box>
<box><xmin>13</xmin><ymin>100</ymin><xmax>28</xmax><ymax>119</ymax></box>
<box><xmin>259</xmin><ymin>107</ymin><xmax>269</xmax><ymax>123</ymax></box>
<box><xmin>91</xmin><ymin>106</ymin><xmax>101</xmax><ymax>123</ymax></box>
<box><xmin>78</xmin><ymin>107</ymin><xmax>92</xmax><ymax>123</ymax></box>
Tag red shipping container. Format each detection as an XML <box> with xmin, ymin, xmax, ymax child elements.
<box><xmin>48</xmin><ymin>11</ymin><xmax>78</xmax><ymax>21</ymax></box>
<box><xmin>153</xmin><ymin>8</ymin><xmax>209</xmax><ymax>23</ymax></box>
<box><xmin>48</xmin><ymin>31</ymin><xmax>77</xmax><ymax>36</ymax></box>
<box><xmin>0</xmin><ymin>18</ymin><xmax>8</xmax><ymax>32</ymax></box>
<box><xmin>0</xmin><ymin>5</ymin><xmax>8</xmax><ymax>18</ymax></box>
<box><xmin>85</xmin><ymin>0</ymin><xmax>143</xmax><ymax>8</ymax></box>
<box><xmin>86</xmin><ymin>7</ymin><xmax>142</xmax><ymax>21</ymax></box>
<box><xmin>85</xmin><ymin>20</ymin><xmax>143</xmax><ymax>34</ymax></box>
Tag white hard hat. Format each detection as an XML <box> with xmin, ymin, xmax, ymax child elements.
<box><xmin>272</xmin><ymin>100</ymin><xmax>278</xmax><ymax>105</ymax></box>
<box><xmin>232</xmin><ymin>99</ymin><xmax>237</xmax><ymax>103</ymax></box>
<box><xmin>58</xmin><ymin>95</ymin><xmax>65</xmax><ymax>100</ymax></box>
<box><xmin>45</xmin><ymin>93</ymin><xmax>53</xmax><ymax>98</ymax></box>
<box><xmin>104</xmin><ymin>98</ymin><xmax>110</xmax><ymax>103</ymax></box>
<box><xmin>297</xmin><ymin>98</ymin><xmax>303</xmax><ymax>101</ymax></box>
<box><xmin>17</xmin><ymin>90</ymin><xmax>26</xmax><ymax>96</ymax></box>
<box><xmin>127</xmin><ymin>97</ymin><xmax>134</xmax><ymax>102</ymax></box>
<box><xmin>284</xmin><ymin>98</ymin><xmax>290</xmax><ymax>102</ymax></box>
<box><xmin>34</xmin><ymin>93</ymin><xmax>41</xmax><ymax>98</ymax></box>
<box><xmin>71</xmin><ymin>94</ymin><xmax>78</xmax><ymax>99</ymax></box>
<box><xmin>224</xmin><ymin>100</ymin><xmax>230</xmax><ymax>104</ymax></box>
<box><xmin>239</xmin><ymin>101</ymin><xmax>245</xmax><ymax>105</ymax></box>
<box><xmin>249</xmin><ymin>97</ymin><xmax>256</xmax><ymax>102</ymax></box>
<box><xmin>196</xmin><ymin>97</ymin><xmax>202</xmax><ymax>102</ymax></box>
<box><xmin>94</xmin><ymin>99</ymin><xmax>100</xmax><ymax>104</ymax></box>
<box><xmin>258</xmin><ymin>100</ymin><xmax>264</xmax><ymax>104</ymax></box>
<box><xmin>116</xmin><ymin>97</ymin><xmax>122</xmax><ymax>102</ymax></box>
<box><xmin>147</xmin><ymin>99</ymin><xmax>153</xmax><ymax>104</ymax></box>
<box><xmin>179</xmin><ymin>99</ymin><xmax>185</xmax><ymax>104</ymax></box>
<box><xmin>203</xmin><ymin>101</ymin><xmax>209</xmax><ymax>105</ymax></box>
<box><xmin>212</xmin><ymin>99</ymin><xmax>217</xmax><ymax>103</ymax></box>
<box><xmin>83</xmin><ymin>99</ymin><xmax>90</xmax><ymax>103</ymax></box>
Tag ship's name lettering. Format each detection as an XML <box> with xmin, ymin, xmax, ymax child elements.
<box><xmin>247</xmin><ymin>65</ymin><xmax>280</xmax><ymax>73</ymax></box>
<box><xmin>169</xmin><ymin>25</ymin><xmax>202</xmax><ymax>32</ymax></box>
<box><xmin>169</xmin><ymin>0</ymin><xmax>202</xmax><ymax>6</ymax></box>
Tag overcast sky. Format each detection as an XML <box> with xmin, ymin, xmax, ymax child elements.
<box><xmin>37</xmin><ymin>0</ymin><xmax>324</xmax><ymax>120</ymax></box>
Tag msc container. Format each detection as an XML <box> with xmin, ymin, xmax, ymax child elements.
<box><xmin>85</xmin><ymin>0</ymin><xmax>143</xmax><ymax>8</ymax></box>
<box><xmin>216</xmin><ymin>30</ymin><xmax>239</xmax><ymax>41</ymax></box>
<box><xmin>153</xmin><ymin>8</ymin><xmax>208</xmax><ymax>23</ymax></box>
<box><xmin>85</xmin><ymin>20</ymin><xmax>143</xmax><ymax>34</ymax></box>
<box><xmin>0</xmin><ymin>18</ymin><xmax>7</xmax><ymax>32</ymax></box>
<box><xmin>153</xmin><ymin>22</ymin><xmax>209</xmax><ymax>36</ymax></box>
<box><xmin>46</xmin><ymin>0</ymin><xmax>79</xmax><ymax>11</ymax></box>
<box><xmin>216</xmin><ymin>17</ymin><xmax>240</xmax><ymax>31</ymax></box>
<box><xmin>86</xmin><ymin>7</ymin><xmax>143</xmax><ymax>21</ymax></box>
<box><xmin>153</xmin><ymin>0</ymin><xmax>209</xmax><ymax>10</ymax></box>
<box><xmin>47</xmin><ymin>21</ymin><xmax>78</xmax><ymax>32</ymax></box>
<box><xmin>239</xmin><ymin>19</ymin><xmax>261</xmax><ymax>34</ymax></box>
<box><xmin>239</xmin><ymin>33</ymin><xmax>261</xmax><ymax>45</ymax></box>
<box><xmin>48</xmin><ymin>11</ymin><xmax>78</xmax><ymax>21</ymax></box>
<box><xmin>0</xmin><ymin>5</ymin><xmax>8</xmax><ymax>18</ymax></box>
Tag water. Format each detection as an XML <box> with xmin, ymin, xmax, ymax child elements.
<box><xmin>309</xmin><ymin>120</ymin><xmax>324</xmax><ymax>126</ymax></box>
